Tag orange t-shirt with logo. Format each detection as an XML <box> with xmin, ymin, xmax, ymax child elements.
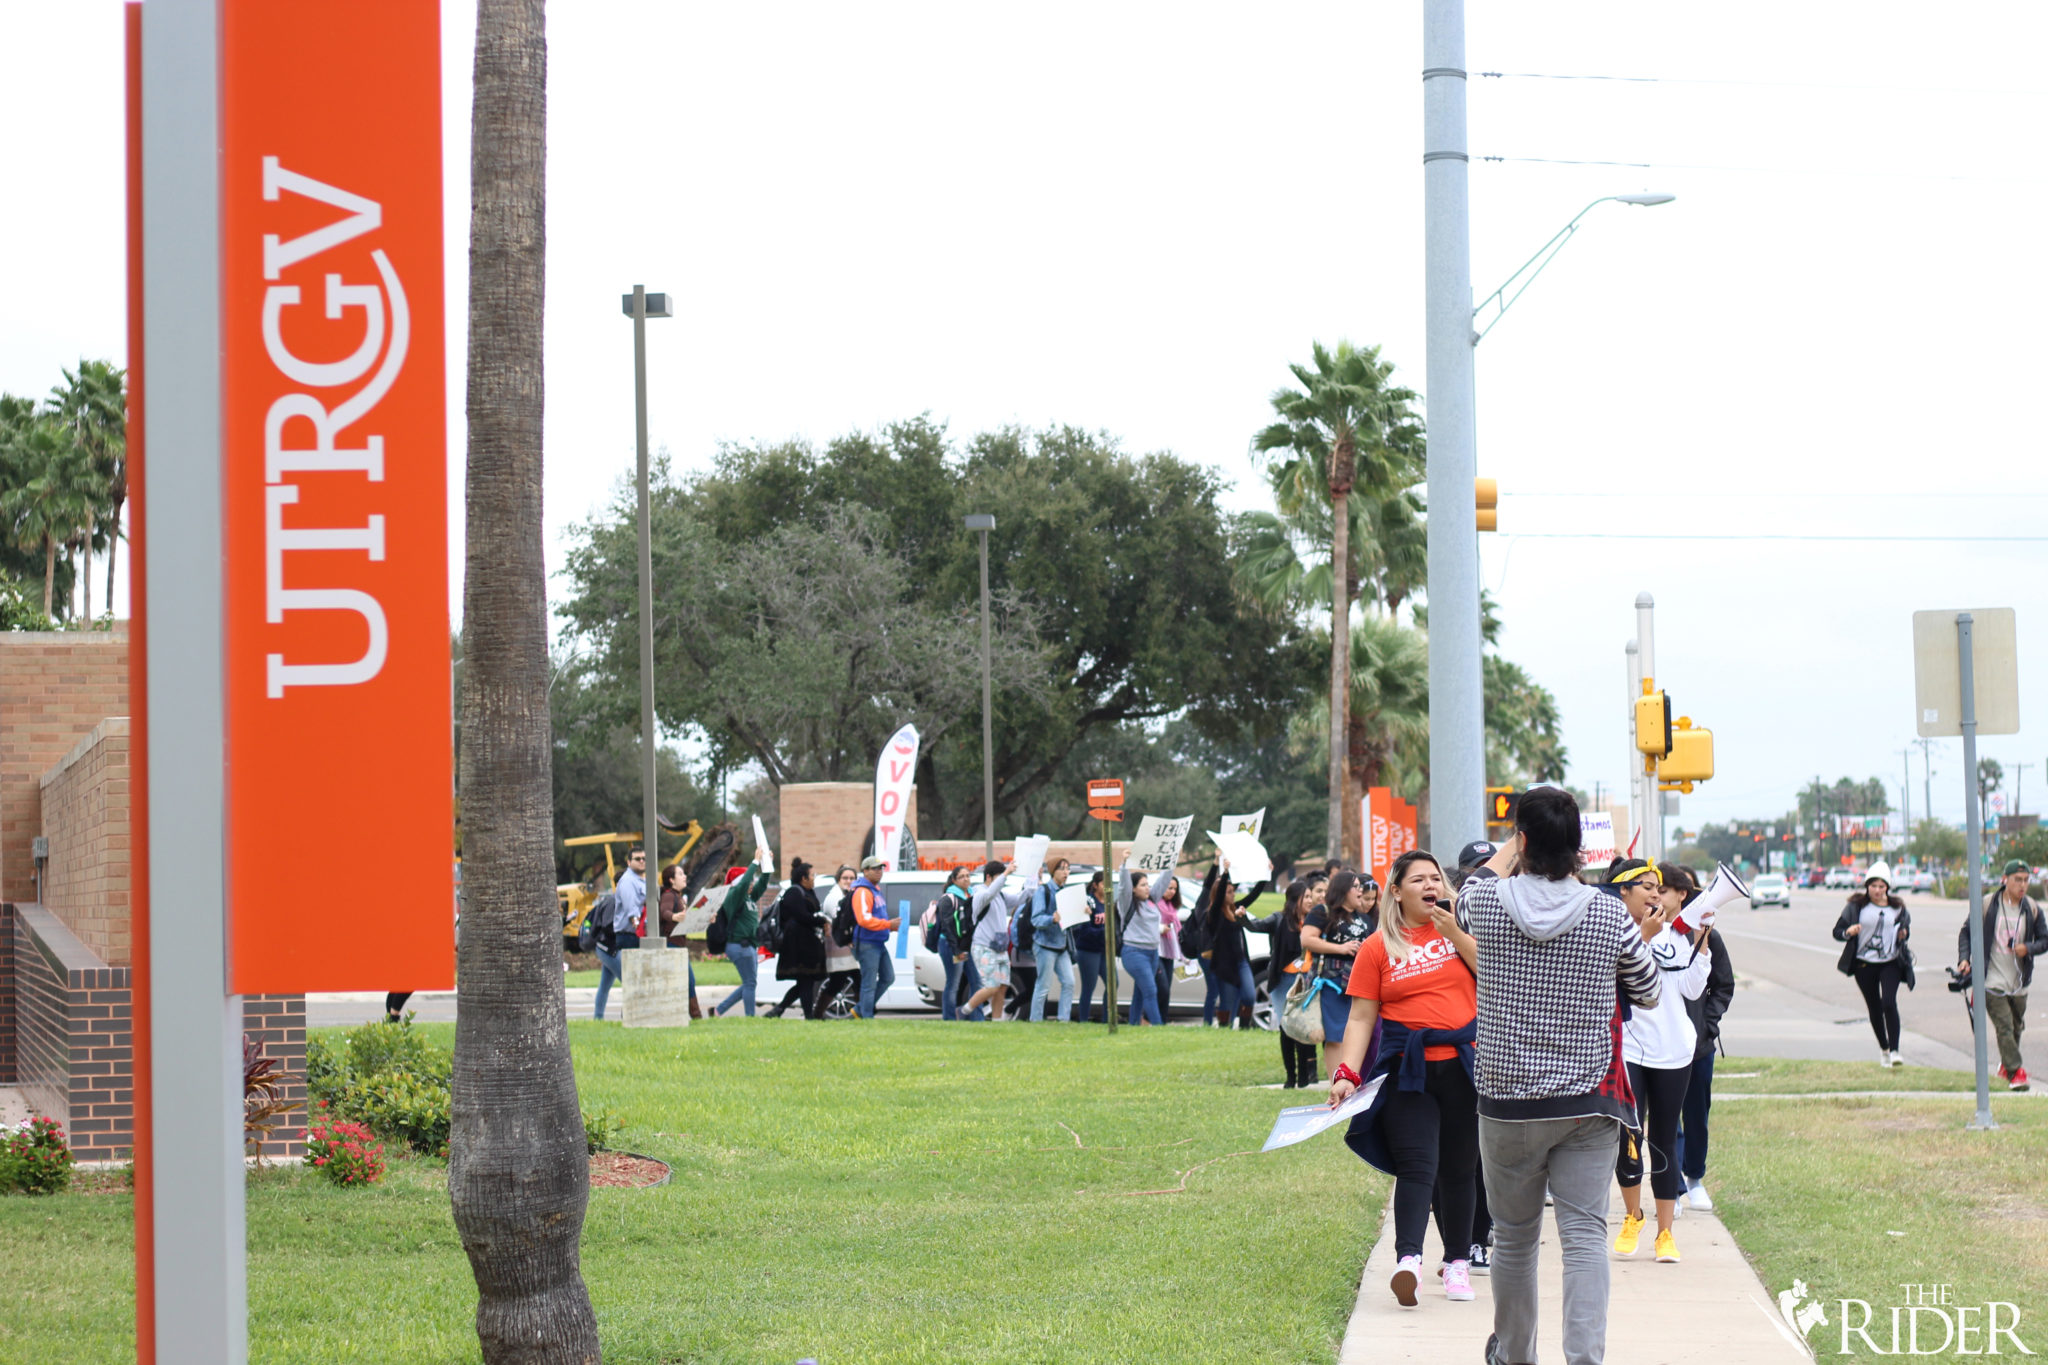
<box><xmin>1347</xmin><ymin>921</ymin><xmax>1476</xmax><ymax>1061</ymax></box>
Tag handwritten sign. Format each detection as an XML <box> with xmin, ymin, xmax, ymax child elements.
<box><xmin>1129</xmin><ymin>815</ymin><xmax>1193</xmax><ymax>876</ymax></box>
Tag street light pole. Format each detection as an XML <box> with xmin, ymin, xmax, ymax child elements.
<box><xmin>966</xmin><ymin>514</ymin><xmax>996</xmax><ymax>862</ymax></box>
<box><xmin>623</xmin><ymin>285</ymin><xmax>671</xmax><ymax>938</ymax></box>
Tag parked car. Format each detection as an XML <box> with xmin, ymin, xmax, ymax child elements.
<box><xmin>1800</xmin><ymin>868</ymin><xmax>1828</xmax><ymax>888</ymax></box>
<box><xmin>1905</xmin><ymin>869</ymin><xmax>1937</xmax><ymax>892</ymax></box>
<box><xmin>1824</xmin><ymin>866</ymin><xmax>1861</xmax><ymax>890</ymax></box>
<box><xmin>1750</xmin><ymin>874</ymin><xmax>1791</xmax><ymax>908</ymax></box>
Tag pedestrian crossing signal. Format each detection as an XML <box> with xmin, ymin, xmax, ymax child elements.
<box><xmin>1487</xmin><ymin>788</ymin><xmax>1519</xmax><ymax>825</ymax></box>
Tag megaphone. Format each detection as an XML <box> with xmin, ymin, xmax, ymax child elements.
<box><xmin>1677</xmin><ymin>861</ymin><xmax>1750</xmax><ymax>934</ymax></box>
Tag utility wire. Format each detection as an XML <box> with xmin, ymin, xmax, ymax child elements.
<box><xmin>1502</xmin><ymin>532</ymin><xmax>2048</xmax><ymax>542</ymax></box>
<box><xmin>1475</xmin><ymin>71</ymin><xmax>2043</xmax><ymax>98</ymax></box>
<box><xmin>1479</xmin><ymin>154</ymin><xmax>2042</xmax><ymax>185</ymax></box>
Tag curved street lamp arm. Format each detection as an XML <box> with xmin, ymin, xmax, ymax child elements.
<box><xmin>1472</xmin><ymin>196</ymin><xmax>1629</xmax><ymax>344</ymax></box>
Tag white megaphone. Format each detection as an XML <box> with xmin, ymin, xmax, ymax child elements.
<box><xmin>1681</xmin><ymin>861</ymin><xmax>1751</xmax><ymax>932</ymax></box>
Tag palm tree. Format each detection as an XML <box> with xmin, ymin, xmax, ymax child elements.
<box><xmin>449</xmin><ymin>2</ymin><xmax>601</xmax><ymax>1361</ymax></box>
<box><xmin>2</xmin><ymin>405</ymin><xmax>95</xmax><ymax>620</ymax></box>
<box><xmin>1251</xmin><ymin>341</ymin><xmax>1424</xmax><ymax>858</ymax></box>
<box><xmin>1287</xmin><ymin>614</ymin><xmax>1432</xmax><ymax>845</ymax></box>
<box><xmin>50</xmin><ymin>361</ymin><xmax>127</xmax><ymax>621</ymax></box>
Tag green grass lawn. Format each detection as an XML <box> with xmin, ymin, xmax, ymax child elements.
<box><xmin>0</xmin><ymin>1022</ymin><xmax>1383</xmax><ymax>1365</ymax></box>
<box><xmin>1709</xmin><ymin>1055</ymin><xmax>1980</xmax><ymax>1094</ymax></box>
<box><xmin>1705</xmin><ymin>1085</ymin><xmax>2046</xmax><ymax>1357</ymax></box>
<box><xmin>566</xmin><ymin>957</ymin><xmax>741</xmax><ymax>989</ymax></box>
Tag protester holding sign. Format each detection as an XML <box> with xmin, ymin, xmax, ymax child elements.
<box><xmin>962</xmin><ymin>860</ymin><xmax>1024</xmax><ymax>1022</ymax></box>
<box><xmin>1329</xmin><ymin>850</ymin><xmax>1482</xmax><ymax>1307</ymax></box>
<box><xmin>1116</xmin><ymin>857</ymin><xmax>1165</xmax><ymax>1025</ymax></box>
<box><xmin>1029</xmin><ymin>859</ymin><xmax>1078</xmax><ymax>1022</ymax></box>
<box><xmin>1246</xmin><ymin>880</ymin><xmax>1316</xmax><ymax>1085</ymax></box>
<box><xmin>1303</xmin><ymin>872</ymin><xmax>1378</xmax><ymax>1067</ymax></box>
<box><xmin>1198</xmin><ymin>858</ymin><xmax>1269</xmax><ymax>1030</ymax></box>
<box><xmin>1073</xmin><ymin>872</ymin><xmax>1111</xmax><ymax>1024</ymax></box>
<box><xmin>1154</xmin><ymin>874</ymin><xmax>1187</xmax><ymax>1019</ymax></box>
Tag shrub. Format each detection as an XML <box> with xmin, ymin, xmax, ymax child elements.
<box><xmin>305</xmin><ymin>1116</ymin><xmax>386</xmax><ymax>1187</ymax></box>
<box><xmin>582</xmin><ymin>1107</ymin><xmax>624</xmax><ymax>1156</ymax></box>
<box><xmin>309</xmin><ymin>1018</ymin><xmax>452</xmax><ymax>1157</ymax></box>
<box><xmin>244</xmin><ymin>1033</ymin><xmax>301</xmax><ymax>1156</ymax></box>
<box><xmin>0</xmin><ymin>1116</ymin><xmax>76</xmax><ymax>1196</ymax></box>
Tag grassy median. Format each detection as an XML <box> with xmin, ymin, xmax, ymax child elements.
<box><xmin>0</xmin><ymin>1020</ymin><xmax>1382</xmax><ymax>1364</ymax></box>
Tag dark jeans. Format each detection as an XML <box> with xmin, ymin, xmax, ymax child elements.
<box><xmin>1199</xmin><ymin>957</ymin><xmax>1222</xmax><ymax>1024</ymax></box>
<box><xmin>384</xmin><ymin>991</ymin><xmax>412</xmax><ymax>1020</ymax></box>
<box><xmin>1123</xmin><ymin>947</ymin><xmax>1162</xmax><ymax>1024</ymax></box>
<box><xmin>1676</xmin><ymin>1049</ymin><xmax>1715</xmax><ymax>1182</ymax></box>
<box><xmin>1619</xmin><ymin>1060</ymin><xmax>1692</xmax><ymax>1201</ymax></box>
<box><xmin>1154</xmin><ymin>956</ymin><xmax>1176</xmax><ymax>1018</ymax></box>
<box><xmin>939</xmin><ymin>935</ymin><xmax>985</xmax><ymax>1020</ymax></box>
<box><xmin>1377</xmin><ymin>1057</ymin><xmax>1480</xmax><ymax>1259</ymax></box>
<box><xmin>1219</xmin><ymin>958</ymin><xmax>1258</xmax><ymax>1022</ymax></box>
<box><xmin>775</xmin><ymin>977</ymin><xmax>821</xmax><ymax>1019</ymax></box>
<box><xmin>1008</xmin><ymin>960</ymin><xmax>1038</xmax><ymax>1018</ymax></box>
<box><xmin>854</xmin><ymin>942</ymin><xmax>895</xmax><ymax>1017</ymax></box>
<box><xmin>1074</xmin><ymin>947</ymin><xmax>1105</xmax><ymax>1022</ymax></box>
<box><xmin>1854</xmin><ymin>958</ymin><xmax>1905</xmax><ymax>1051</ymax></box>
<box><xmin>1280</xmin><ymin>1031</ymin><xmax>1319</xmax><ymax>1087</ymax></box>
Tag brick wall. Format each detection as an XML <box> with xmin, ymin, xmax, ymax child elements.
<box><xmin>243</xmin><ymin>994</ymin><xmax>307</xmax><ymax>1158</ymax></box>
<box><xmin>778</xmin><ymin>782</ymin><xmax>918</xmax><ymax>873</ymax></box>
<box><xmin>0</xmin><ymin>900</ymin><xmax>13</xmax><ymax>1084</ymax></box>
<box><xmin>0</xmin><ymin>631</ymin><xmax>129</xmax><ymax>905</ymax></box>
<box><xmin>5</xmin><ymin>903</ymin><xmax>132</xmax><ymax>1160</ymax></box>
<box><xmin>38</xmin><ymin>718</ymin><xmax>132</xmax><ymax>966</ymax></box>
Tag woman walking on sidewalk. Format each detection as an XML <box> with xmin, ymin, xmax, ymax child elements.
<box><xmin>766</xmin><ymin>859</ymin><xmax>829</xmax><ymax>1019</ymax></box>
<box><xmin>1668</xmin><ymin>863</ymin><xmax>1734</xmax><ymax>1211</ymax></box>
<box><xmin>1605</xmin><ymin>859</ymin><xmax>1715</xmax><ymax>1265</ymax></box>
<box><xmin>1328</xmin><ymin>850</ymin><xmax>1482</xmax><ymax>1307</ymax></box>
<box><xmin>1246</xmin><ymin>879</ymin><xmax>1315</xmax><ymax>1084</ymax></box>
<box><xmin>1116</xmin><ymin>858</ymin><xmax>1165</xmax><ymax>1025</ymax></box>
<box><xmin>1834</xmin><ymin>862</ymin><xmax>1914</xmax><ymax>1067</ymax></box>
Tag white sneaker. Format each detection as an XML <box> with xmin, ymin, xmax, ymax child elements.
<box><xmin>1391</xmin><ymin>1254</ymin><xmax>1422</xmax><ymax>1307</ymax></box>
<box><xmin>1890</xmin><ymin>1051</ymin><xmax>1906</xmax><ymax>1069</ymax></box>
<box><xmin>1685</xmin><ymin>1179</ymin><xmax>1715</xmax><ymax>1212</ymax></box>
<box><xmin>1879</xmin><ymin>1049</ymin><xmax>1894</xmax><ymax>1068</ymax></box>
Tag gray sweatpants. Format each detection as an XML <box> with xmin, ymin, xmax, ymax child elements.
<box><xmin>1479</xmin><ymin>1115</ymin><xmax>1623</xmax><ymax>1365</ymax></box>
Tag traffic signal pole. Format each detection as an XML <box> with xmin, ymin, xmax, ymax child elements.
<box><xmin>1635</xmin><ymin>593</ymin><xmax>1662</xmax><ymax>862</ymax></box>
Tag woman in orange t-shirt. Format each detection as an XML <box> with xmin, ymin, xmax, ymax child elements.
<box><xmin>1326</xmin><ymin>850</ymin><xmax>1482</xmax><ymax>1308</ymax></box>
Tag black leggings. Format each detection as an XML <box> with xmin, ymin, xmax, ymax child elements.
<box><xmin>1376</xmin><ymin>1058</ymin><xmax>1480</xmax><ymax>1260</ymax></box>
<box><xmin>775</xmin><ymin>978</ymin><xmax>823</xmax><ymax>1019</ymax></box>
<box><xmin>1440</xmin><ymin>1161</ymin><xmax>1490</xmax><ymax>1251</ymax></box>
<box><xmin>1619</xmin><ymin>1061</ymin><xmax>1692</xmax><ymax>1202</ymax></box>
<box><xmin>1853</xmin><ymin>958</ymin><xmax>1905</xmax><ymax>1051</ymax></box>
<box><xmin>1281</xmin><ymin>1033</ymin><xmax>1319</xmax><ymax>1087</ymax></box>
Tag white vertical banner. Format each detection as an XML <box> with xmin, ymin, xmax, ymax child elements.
<box><xmin>873</xmin><ymin>722</ymin><xmax>921</xmax><ymax>869</ymax></box>
<box><xmin>1014</xmin><ymin>833</ymin><xmax>1051</xmax><ymax>887</ymax></box>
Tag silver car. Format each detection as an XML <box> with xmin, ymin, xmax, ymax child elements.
<box><xmin>1749</xmin><ymin>874</ymin><xmax>1791</xmax><ymax>908</ymax></box>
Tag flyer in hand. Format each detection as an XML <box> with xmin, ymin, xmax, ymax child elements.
<box><xmin>1260</xmin><ymin>1075</ymin><xmax>1385</xmax><ymax>1153</ymax></box>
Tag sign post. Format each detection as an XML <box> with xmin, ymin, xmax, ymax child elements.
<box><xmin>1914</xmin><ymin>607</ymin><xmax>2019</xmax><ymax>1131</ymax></box>
<box><xmin>1088</xmin><ymin>779</ymin><xmax>1123</xmax><ymax>1034</ymax></box>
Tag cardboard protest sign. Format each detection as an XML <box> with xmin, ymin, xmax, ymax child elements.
<box><xmin>1014</xmin><ymin>833</ymin><xmax>1051</xmax><ymax>888</ymax></box>
<box><xmin>1055</xmin><ymin>882</ymin><xmax>1092</xmax><ymax>929</ymax></box>
<box><xmin>1580</xmin><ymin>810</ymin><xmax>1618</xmax><ymax>869</ymax></box>
<box><xmin>1129</xmin><ymin>815</ymin><xmax>1193</xmax><ymax>876</ymax></box>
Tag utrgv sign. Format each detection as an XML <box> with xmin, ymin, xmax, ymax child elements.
<box><xmin>222</xmin><ymin>1</ymin><xmax>451</xmax><ymax>992</ymax></box>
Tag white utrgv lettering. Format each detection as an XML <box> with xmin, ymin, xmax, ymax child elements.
<box><xmin>259</xmin><ymin>160</ymin><xmax>405</xmax><ymax>696</ymax></box>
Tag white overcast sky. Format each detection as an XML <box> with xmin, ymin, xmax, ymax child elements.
<box><xmin>5</xmin><ymin>0</ymin><xmax>2045</xmax><ymax>831</ymax></box>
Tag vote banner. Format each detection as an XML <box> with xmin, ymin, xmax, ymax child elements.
<box><xmin>221</xmin><ymin>0</ymin><xmax>449</xmax><ymax>991</ymax></box>
<box><xmin>872</xmin><ymin>724</ymin><xmax>920</xmax><ymax>869</ymax></box>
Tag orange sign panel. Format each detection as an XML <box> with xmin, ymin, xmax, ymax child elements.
<box><xmin>222</xmin><ymin>1</ymin><xmax>450</xmax><ymax>991</ymax></box>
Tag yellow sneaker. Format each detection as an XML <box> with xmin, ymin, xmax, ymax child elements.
<box><xmin>1614</xmin><ymin>1211</ymin><xmax>1645</xmax><ymax>1257</ymax></box>
<box><xmin>1654</xmin><ymin>1230</ymin><xmax>1681</xmax><ymax>1263</ymax></box>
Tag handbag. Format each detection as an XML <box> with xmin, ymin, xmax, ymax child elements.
<box><xmin>1281</xmin><ymin>974</ymin><xmax>1328</xmax><ymax>1045</ymax></box>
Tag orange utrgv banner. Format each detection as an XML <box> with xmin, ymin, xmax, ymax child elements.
<box><xmin>1366</xmin><ymin>788</ymin><xmax>1393</xmax><ymax>886</ymax></box>
<box><xmin>221</xmin><ymin>0</ymin><xmax>451</xmax><ymax>991</ymax></box>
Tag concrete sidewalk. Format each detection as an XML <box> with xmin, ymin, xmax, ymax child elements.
<box><xmin>1338</xmin><ymin>1186</ymin><xmax>1810</xmax><ymax>1365</ymax></box>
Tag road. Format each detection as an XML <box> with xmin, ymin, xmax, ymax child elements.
<box><xmin>1713</xmin><ymin>885</ymin><xmax>1984</xmax><ymax>1070</ymax></box>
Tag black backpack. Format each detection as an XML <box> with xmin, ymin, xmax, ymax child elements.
<box><xmin>832</xmin><ymin>898</ymin><xmax>856</xmax><ymax>947</ymax></box>
<box><xmin>759</xmin><ymin>897</ymin><xmax>784</xmax><ymax>955</ymax></box>
<box><xmin>1179</xmin><ymin>903</ymin><xmax>1212</xmax><ymax>959</ymax></box>
<box><xmin>1013</xmin><ymin>899</ymin><xmax>1035</xmax><ymax>954</ymax></box>
<box><xmin>942</xmin><ymin>893</ymin><xmax>976</xmax><ymax>946</ymax></box>
<box><xmin>588</xmin><ymin>892</ymin><xmax>619</xmax><ymax>954</ymax></box>
<box><xmin>706</xmin><ymin>898</ymin><xmax>730</xmax><ymax>956</ymax></box>
<box><xmin>922</xmin><ymin>897</ymin><xmax>946</xmax><ymax>953</ymax></box>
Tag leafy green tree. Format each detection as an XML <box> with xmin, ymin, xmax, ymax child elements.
<box><xmin>548</xmin><ymin>669</ymin><xmax>716</xmax><ymax>884</ymax></box>
<box><xmin>1909</xmin><ymin>818</ymin><xmax>1966</xmax><ymax>869</ymax></box>
<box><xmin>1251</xmin><ymin>341</ymin><xmax>1425</xmax><ymax>860</ymax></box>
<box><xmin>1978</xmin><ymin>758</ymin><xmax>2004</xmax><ymax>815</ymax></box>
<box><xmin>1483</xmin><ymin>655</ymin><xmax>1569</xmax><ymax>788</ymax></box>
<box><xmin>0</xmin><ymin>402</ymin><xmax>95</xmax><ymax>619</ymax></box>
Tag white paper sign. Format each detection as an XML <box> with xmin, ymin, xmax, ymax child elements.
<box><xmin>1055</xmin><ymin>882</ymin><xmax>1092</xmax><ymax>929</ymax></box>
<box><xmin>1014</xmin><ymin>833</ymin><xmax>1051</xmax><ymax>889</ymax></box>
<box><xmin>752</xmin><ymin>814</ymin><xmax>773</xmax><ymax>872</ymax></box>
<box><xmin>1206</xmin><ymin>827</ymin><xmax>1273</xmax><ymax>887</ymax></box>
<box><xmin>1218</xmin><ymin>808</ymin><xmax>1267</xmax><ymax>841</ymax></box>
<box><xmin>1579</xmin><ymin>810</ymin><xmax>1617</xmax><ymax>869</ymax></box>
<box><xmin>1260</xmin><ymin>1075</ymin><xmax>1385</xmax><ymax>1153</ymax></box>
<box><xmin>1130</xmin><ymin>815</ymin><xmax>1194</xmax><ymax>876</ymax></box>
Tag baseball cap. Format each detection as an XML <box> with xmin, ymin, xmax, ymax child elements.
<box><xmin>859</xmin><ymin>855</ymin><xmax>887</xmax><ymax>870</ymax></box>
<box><xmin>2003</xmin><ymin>859</ymin><xmax>2030</xmax><ymax>877</ymax></box>
<box><xmin>1456</xmin><ymin>840</ymin><xmax>1497</xmax><ymax>870</ymax></box>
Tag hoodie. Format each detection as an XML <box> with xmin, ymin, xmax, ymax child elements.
<box><xmin>1457</xmin><ymin>871</ymin><xmax>1660</xmax><ymax>1126</ymax></box>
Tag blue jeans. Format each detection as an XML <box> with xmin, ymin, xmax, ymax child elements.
<box><xmin>716</xmin><ymin>943</ymin><xmax>759</xmax><ymax>1015</ymax></box>
<box><xmin>593</xmin><ymin>945</ymin><xmax>623</xmax><ymax>1020</ymax></box>
<box><xmin>1219</xmin><ymin>958</ymin><xmax>1258</xmax><ymax>1022</ymax></box>
<box><xmin>940</xmin><ymin>936</ymin><xmax>986</xmax><ymax>1021</ymax></box>
<box><xmin>1032</xmin><ymin>945</ymin><xmax>1075</xmax><ymax>1021</ymax></box>
<box><xmin>1676</xmin><ymin>1050</ymin><xmax>1714</xmax><ymax>1181</ymax></box>
<box><xmin>854</xmin><ymin>941</ymin><xmax>896</xmax><ymax>1018</ymax></box>
<box><xmin>1073</xmin><ymin>948</ymin><xmax>1105</xmax><ymax>1022</ymax></box>
<box><xmin>1123</xmin><ymin>946</ymin><xmax>1162</xmax><ymax>1025</ymax></box>
<box><xmin>1199</xmin><ymin>957</ymin><xmax>1223</xmax><ymax>1024</ymax></box>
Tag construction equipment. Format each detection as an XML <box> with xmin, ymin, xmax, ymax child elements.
<box><xmin>556</xmin><ymin>816</ymin><xmax>742</xmax><ymax>948</ymax></box>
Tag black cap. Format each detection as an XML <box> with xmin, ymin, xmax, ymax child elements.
<box><xmin>1456</xmin><ymin>839</ymin><xmax>1497</xmax><ymax>870</ymax></box>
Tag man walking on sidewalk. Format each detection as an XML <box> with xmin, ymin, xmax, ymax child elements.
<box><xmin>1958</xmin><ymin>859</ymin><xmax>2048</xmax><ymax>1091</ymax></box>
<box><xmin>1456</xmin><ymin>787</ymin><xmax>1661</xmax><ymax>1365</ymax></box>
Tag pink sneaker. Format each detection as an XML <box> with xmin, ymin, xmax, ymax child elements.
<box><xmin>1444</xmin><ymin>1260</ymin><xmax>1476</xmax><ymax>1302</ymax></box>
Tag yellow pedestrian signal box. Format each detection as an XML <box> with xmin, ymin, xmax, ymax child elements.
<box><xmin>1633</xmin><ymin>690</ymin><xmax>1671</xmax><ymax>756</ymax></box>
<box><xmin>1660</xmin><ymin>722</ymin><xmax>1714</xmax><ymax>784</ymax></box>
<box><xmin>1476</xmin><ymin>478</ymin><xmax>1498</xmax><ymax>533</ymax></box>
<box><xmin>1486</xmin><ymin>787</ymin><xmax>1518</xmax><ymax>825</ymax></box>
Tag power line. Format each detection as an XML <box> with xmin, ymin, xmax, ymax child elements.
<box><xmin>1502</xmin><ymin>532</ymin><xmax>2048</xmax><ymax>542</ymax></box>
<box><xmin>1478</xmin><ymin>154</ymin><xmax>2043</xmax><ymax>185</ymax></box>
<box><xmin>1476</xmin><ymin>70</ymin><xmax>2044</xmax><ymax>98</ymax></box>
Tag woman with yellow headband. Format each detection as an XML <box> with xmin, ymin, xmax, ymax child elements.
<box><xmin>1602</xmin><ymin>857</ymin><xmax>1714</xmax><ymax>1266</ymax></box>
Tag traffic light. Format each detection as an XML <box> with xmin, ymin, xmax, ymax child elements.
<box><xmin>1486</xmin><ymin>787</ymin><xmax>1519</xmax><ymax>825</ymax></box>
<box><xmin>1475</xmin><ymin>477</ymin><xmax>1498</xmax><ymax>533</ymax></box>
<box><xmin>1659</xmin><ymin>719</ymin><xmax>1714</xmax><ymax>784</ymax></box>
<box><xmin>1633</xmin><ymin>689</ymin><xmax>1672</xmax><ymax>757</ymax></box>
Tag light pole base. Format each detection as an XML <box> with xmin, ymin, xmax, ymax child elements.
<box><xmin>1967</xmin><ymin>1111</ymin><xmax>2000</xmax><ymax>1132</ymax></box>
<box><xmin>621</xmin><ymin>949</ymin><xmax>695</xmax><ymax>1028</ymax></box>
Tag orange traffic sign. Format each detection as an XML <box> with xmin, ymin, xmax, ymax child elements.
<box><xmin>1087</xmin><ymin>777</ymin><xmax>1124</xmax><ymax>821</ymax></box>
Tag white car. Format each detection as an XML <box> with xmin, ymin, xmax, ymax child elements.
<box><xmin>1749</xmin><ymin>874</ymin><xmax>1790</xmax><ymax>908</ymax></box>
<box><xmin>1905</xmin><ymin>869</ymin><xmax>1937</xmax><ymax>892</ymax></box>
<box><xmin>1824</xmin><ymin>866</ymin><xmax>1862</xmax><ymax>890</ymax></box>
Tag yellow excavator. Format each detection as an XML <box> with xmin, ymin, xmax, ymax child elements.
<box><xmin>556</xmin><ymin>816</ymin><xmax>739</xmax><ymax>949</ymax></box>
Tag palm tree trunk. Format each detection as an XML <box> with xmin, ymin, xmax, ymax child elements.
<box><xmin>449</xmin><ymin>2</ymin><xmax>600</xmax><ymax>1362</ymax></box>
<box><xmin>1327</xmin><ymin>487</ymin><xmax>1349</xmax><ymax>863</ymax></box>
<box><xmin>82</xmin><ymin>508</ymin><xmax>94</xmax><ymax>625</ymax></box>
<box><xmin>42</xmin><ymin>535</ymin><xmax>55</xmax><ymax>619</ymax></box>
<box><xmin>106</xmin><ymin>494</ymin><xmax>123</xmax><ymax>616</ymax></box>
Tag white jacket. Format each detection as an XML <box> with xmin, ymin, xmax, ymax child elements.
<box><xmin>1621</xmin><ymin>924</ymin><xmax>1712</xmax><ymax>1069</ymax></box>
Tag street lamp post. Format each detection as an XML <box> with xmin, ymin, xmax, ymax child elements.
<box><xmin>622</xmin><ymin>285</ymin><xmax>671</xmax><ymax>936</ymax></box>
<box><xmin>1423</xmin><ymin>2</ymin><xmax>1674</xmax><ymax>856</ymax></box>
<box><xmin>965</xmin><ymin>514</ymin><xmax>996</xmax><ymax>862</ymax></box>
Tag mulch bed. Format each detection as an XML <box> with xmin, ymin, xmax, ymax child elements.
<box><xmin>589</xmin><ymin>1151</ymin><xmax>670</xmax><ymax>1189</ymax></box>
